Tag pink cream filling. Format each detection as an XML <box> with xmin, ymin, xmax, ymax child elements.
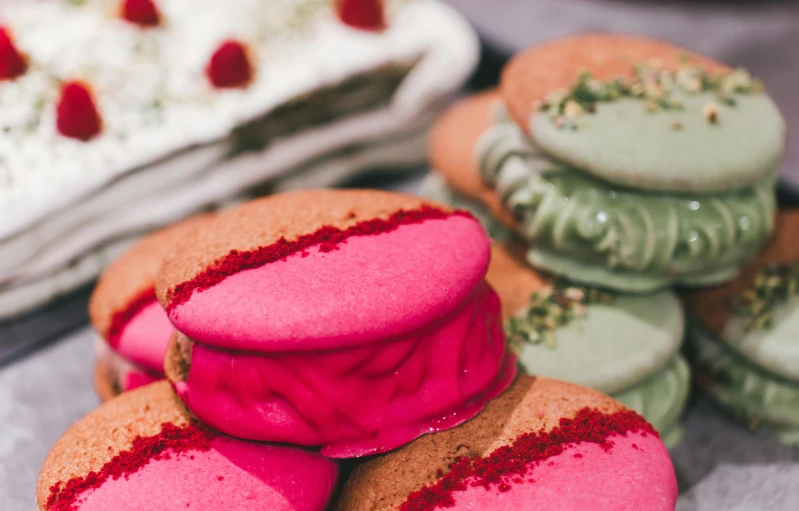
<box><xmin>175</xmin><ymin>281</ymin><xmax>516</xmax><ymax>458</ymax></box>
<box><xmin>113</xmin><ymin>299</ymin><xmax>173</xmax><ymax>374</ymax></box>
<box><xmin>447</xmin><ymin>432</ymin><xmax>677</xmax><ymax>511</ymax></box>
<box><xmin>71</xmin><ymin>437</ymin><xmax>338</xmax><ymax>511</ymax></box>
<box><xmin>95</xmin><ymin>339</ymin><xmax>161</xmax><ymax>392</ymax></box>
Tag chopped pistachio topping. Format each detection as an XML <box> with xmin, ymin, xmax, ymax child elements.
<box><xmin>541</xmin><ymin>63</ymin><xmax>765</xmax><ymax>130</ymax></box>
<box><xmin>505</xmin><ymin>280</ymin><xmax>615</xmax><ymax>350</ymax></box>
<box><xmin>703</xmin><ymin>101</ymin><xmax>719</xmax><ymax>124</ymax></box>
<box><xmin>730</xmin><ymin>262</ymin><xmax>799</xmax><ymax>331</ymax></box>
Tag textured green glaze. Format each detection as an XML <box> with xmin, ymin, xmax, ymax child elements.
<box><xmin>531</xmin><ymin>92</ymin><xmax>785</xmax><ymax>193</ymax></box>
<box><xmin>513</xmin><ymin>290</ymin><xmax>684</xmax><ymax>395</ymax></box>
<box><xmin>687</xmin><ymin>320</ymin><xmax>799</xmax><ymax>433</ymax></box>
<box><xmin>612</xmin><ymin>355</ymin><xmax>690</xmax><ymax>447</ymax></box>
<box><xmin>477</xmin><ymin>108</ymin><xmax>777</xmax><ymax>293</ymax></box>
<box><xmin>721</xmin><ymin>296</ymin><xmax>799</xmax><ymax>382</ymax></box>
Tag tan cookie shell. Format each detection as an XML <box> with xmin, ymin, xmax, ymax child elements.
<box><xmin>155</xmin><ymin>189</ymin><xmax>448</xmax><ymax>308</ymax></box>
<box><xmin>427</xmin><ymin>90</ymin><xmax>516</xmax><ymax>228</ymax></box>
<box><xmin>163</xmin><ymin>332</ymin><xmax>188</xmax><ymax>383</ymax></box>
<box><xmin>88</xmin><ymin>214</ymin><xmax>213</xmax><ymax>339</ymax></box>
<box><xmin>37</xmin><ymin>382</ymin><xmax>190</xmax><ymax>510</ymax></box>
<box><xmin>340</xmin><ymin>375</ymin><xmax>625</xmax><ymax>511</ymax></box>
<box><xmin>93</xmin><ymin>359</ymin><xmax>119</xmax><ymax>403</ymax></box>
<box><xmin>501</xmin><ymin>33</ymin><xmax>729</xmax><ymax>136</ymax></box>
<box><xmin>486</xmin><ymin>243</ymin><xmax>548</xmax><ymax>321</ymax></box>
<box><xmin>682</xmin><ymin>210</ymin><xmax>797</xmax><ymax>336</ymax></box>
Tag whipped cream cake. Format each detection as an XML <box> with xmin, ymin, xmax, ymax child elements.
<box><xmin>0</xmin><ymin>0</ymin><xmax>478</xmax><ymax>320</ymax></box>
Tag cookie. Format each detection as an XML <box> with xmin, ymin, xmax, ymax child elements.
<box><xmin>682</xmin><ymin>210</ymin><xmax>799</xmax><ymax>444</ymax></box>
<box><xmin>37</xmin><ymin>381</ymin><xmax>338</xmax><ymax>511</ymax></box>
<box><xmin>93</xmin><ymin>340</ymin><xmax>160</xmax><ymax>402</ymax></box>
<box><xmin>430</xmin><ymin>89</ymin><xmax>777</xmax><ymax>292</ymax></box>
<box><xmin>340</xmin><ymin>375</ymin><xmax>677</xmax><ymax>510</ymax></box>
<box><xmin>157</xmin><ymin>189</ymin><xmax>516</xmax><ymax>457</ymax></box>
<box><xmin>487</xmin><ymin>243</ymin><xmax>689</xmax><ymax>445</ymax></box>
<box><xmin>501</xmin><ymin>33</ymin><xmax>784</xmax><ymax>193</ymax></box>
<box><xmin>88</xmin><ymin>214</ymin><xmax>211</xmax><ymax>399</ymax></box>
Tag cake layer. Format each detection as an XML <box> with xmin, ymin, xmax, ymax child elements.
<box><xmin>0</xmin><ymin>120</ymin><xmax>428</xmax><ymax>321</ymax></box>
<box><xmin>0</xmin><ymin>0</ymin><xmax>478</xmax><ymax>240</ymax></box>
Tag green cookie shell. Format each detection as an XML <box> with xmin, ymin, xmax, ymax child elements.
<box><xmin>531</xmin><ymin>92</ymin><xmax>785</xmax><ymax>193</ymax></box>
<box><xmin>612</xmin><ymin>355</ymin><xmax>690</xmax><ymax>447</ymax></box>
<box><xmin>719</xmin><ymin>296</ymin><xmax>799</xmax><ymax>383</ymax></box>
<box><xmin>687</xmin><ymin>320</ymin><xmax>799</xmax><ymax>431</ymax></box>
<box><xmin>514</xmin><ymin>290</ymin><xmax>684</xmax><ymax>395</ymax></box>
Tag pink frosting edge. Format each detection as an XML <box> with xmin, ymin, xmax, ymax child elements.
<box><xmin>114</xmin><ymin>299</ymin><xmax>173</xmax><ymax>373</ymax></box>
<box><xmin>72</xmin><ymin>437</ymin><xmax>338</xmax><ymax>511</ymax></box>
<box><xmin>447</xmin><ymin>431</ymin><xmax>677</xmax><ymax>511</ymax></box>
<box><xmin>168</xmin><ymin>216</ymin><xmax>491</xmax><ymax>352</ymax></box>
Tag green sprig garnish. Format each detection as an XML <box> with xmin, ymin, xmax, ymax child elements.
<box><xmin>505</xmin><ymin>281</ymin><xmax>615</xmax><ymax>350</ymax></box>
<box><xmin>731</xmin><ymin>262</ymin><xmax>799</xmax><ymax>331</ymax></box>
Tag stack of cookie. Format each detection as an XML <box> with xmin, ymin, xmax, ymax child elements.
<box><xmin>425</xmin><ymin>33</ymin><xmax>786</xmax><ymax>445</ymax></box>
<box><xmin>39</xmin><ymin>189</ymin><xmax>679</xmax><ymax>510</ymax></box>
<box><xmin>682</xmin><ymin>211</ymin><xmax>799</xmax><ymax>445</ymax></box>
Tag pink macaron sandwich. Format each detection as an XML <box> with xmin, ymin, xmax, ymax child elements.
<box><xmin>89</xmin><ymin>214</ymin><xmax>211</xmax><ymax>400</ymax></box>
<box><xmin>38</xmin><ymin>381</ymin><xmax>338</xmax><ymax>511</ymax></box>
<box><xmin>156</xmin><ymin>189</ymin><xmax>517</xmax><ymax>457</ymax></box>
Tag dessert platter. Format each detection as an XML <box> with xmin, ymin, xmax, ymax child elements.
<box><xmin>1</xmin><ymin>1</ymin><xmax>799</xmax><ymax>510</ymax></box>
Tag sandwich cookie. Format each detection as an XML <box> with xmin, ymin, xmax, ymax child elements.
<box><xmin>487</xmin><ymin>243</ymin><xmax>689</xmax><ymax>446</ymax></box>
<box><xmin>682</xmin><ymin>210</ymin><xmax>799</xmax><ymax>445</ymax></box>
<box><xmin>157</xmin><ymin>190</ymin><xmax>516</xmax><ymax>457</ymax></box>
<box><xmin>37</xmin><ymin>381</ymin><xmax>338</xmax><ymax>511</ymax></box>
<box><xmin>429</xmin><ymin>33</ymin><xmax>785</xmax><ymax>293</ymax></box>
<box><xmin>89</xmin><ymin>214</ymin><xmax>212</xmax><ymax>400</ymax></box>
<box><xmin>341</xmin><ymin>375</ymin><xmax>678</xmax><ymax>510</ymax></box>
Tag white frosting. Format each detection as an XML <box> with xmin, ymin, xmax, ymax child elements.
<box><xmin>0</xmin><ymin>124</ymin><xmax>428</xmax><ymax>319</ymax></box>
<box><xmin>0</xmin><ymin>0</ymin><xmax>478</xmax><ymax>237</ymax></box>
<box><xmin>0</xmin><ymin>0</ymin><xmax>479</xmax><ymax>317</ymax></box>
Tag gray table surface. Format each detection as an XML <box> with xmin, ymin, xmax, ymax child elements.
<box><xmin>4</xmin><ymin>1</ymin><xmax>799</xmax><ymax>510</ymax></box>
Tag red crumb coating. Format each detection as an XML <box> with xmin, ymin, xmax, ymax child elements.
<box><xmin>165</xmin><ymin>205</ymin><xmax>470</xmax><ymax>311</ymax></box>
<box><xmin>400</xmin><ymin>408</ymin><xmax>656</xmax><ymax>511</ymax></box>
<box><xmin>120</xmin><ymin>0</ymin><xmax>161</xmax><ymax>27</ymax></box>
<box><xmin>105</xmin><ymin>287</ymin><xmax>156</xmax><ymax>348</ymax></box>
<box><xmin>0</xmin><ymin>26</ymin><xmax>27</xmax><ymax>80</ymax></box>
<box><xmin>46</xmin><ymin>421</ymin><xmax>217</xmax><ymax>511</ymax></box>
<box><xmin>206</xmin><ymin>40</ymin><xmax>253</xmax><ymax>89</ymax></box>
<box><xmin>56</xmin><ymin>81</ymin><xmax>102</xmax><ymax>141</ymax></box>
<box><xmin>336</xmin><ymin>0</ymin><xmax>386</xmax><ymax>31</ymax></box>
